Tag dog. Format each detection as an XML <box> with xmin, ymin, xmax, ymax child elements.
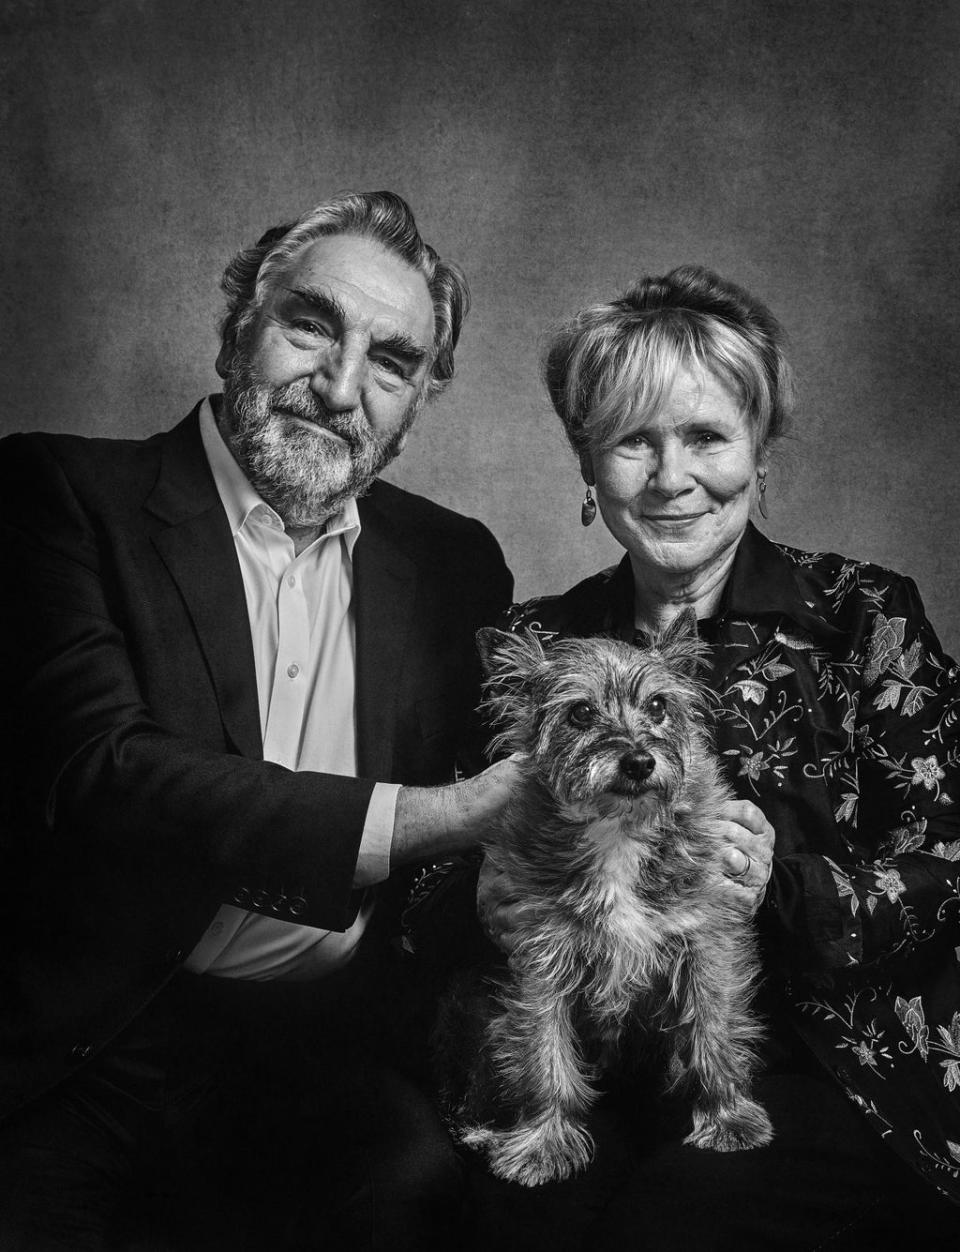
<box><xmin>435</xmin><ymin>613</ymin><xmax>773</xmax><ymax>1187</ymax></box>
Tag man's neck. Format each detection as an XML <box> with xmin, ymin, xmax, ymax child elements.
<box><xmin>286</xmin><ymin>522</ymin><xmax>327</xmax><ymax>556</ymax></box>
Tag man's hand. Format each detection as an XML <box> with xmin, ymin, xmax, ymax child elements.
<box><xmin>714</xmin><ymin>798</ymin><xmax>775</xmax><ymax>915</ymax></box>
<box><xmin>391</xmin><ymin>756</ymin><xmax>522</xmax><ymax>868</ymax></box>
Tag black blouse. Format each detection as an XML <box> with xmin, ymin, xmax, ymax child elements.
<box><xmin>501</xmin><ymin>523</ymin><xmax>960</xmax><ymax>1201</ymax></box>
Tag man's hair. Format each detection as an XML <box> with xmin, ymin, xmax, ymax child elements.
<box><xmin>219</xmin><ymin>191</ymin><xmax>470</xmax><ymax>399</ymax></box>
<box><xmin>543</xmin><ymin>265</ymin><xmax>794</xmax><ymax>458</ymax></box>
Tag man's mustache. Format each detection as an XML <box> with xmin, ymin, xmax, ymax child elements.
<box><xmin>269</xmin><ymin>386</ymin><xmax>365</xmax><ymax>449</ymax></box>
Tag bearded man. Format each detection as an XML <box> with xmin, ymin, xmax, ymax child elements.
<box><xmin>0</xmin><ymin>191</ymin><xmax>514</xmax><ymax>1251</ymax></box>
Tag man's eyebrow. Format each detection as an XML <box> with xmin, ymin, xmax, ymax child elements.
<box><xmin>282</xmin><ymin>284</ymin><xmax>430</xmax><ymax>367</ymax></box>
<box><xmin>282</xmin><ymin>286</ymin><xmax>347</xmax><ymax>323</ymax></box>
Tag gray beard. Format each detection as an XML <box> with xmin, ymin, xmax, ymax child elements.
<box><xmin>220</xmin><ymin>358</ymin><xmax>420</xmax><ymax>527</ymax></box>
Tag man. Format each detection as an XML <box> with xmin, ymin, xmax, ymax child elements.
<box><xmin>0</xmin><ymin>191</ymin><xmax>514</xmax><ymax>1249</ymax></box>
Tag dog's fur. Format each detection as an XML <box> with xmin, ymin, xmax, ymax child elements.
<box><xmin>436</xmin><ymin>615</ymin><xmax>772</xmax><ymax>1186</ymax></box>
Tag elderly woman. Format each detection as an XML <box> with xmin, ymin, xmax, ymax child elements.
<box><xmin>464</xmin><ymin>266</ymin><xmax>960</xmax><ymax>1249</ymax></box>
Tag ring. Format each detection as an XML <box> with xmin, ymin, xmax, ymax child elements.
<box><xmin>730</xmin><ymin>852</ymin><xmax>752</xmax><ymax>880</ymax></box>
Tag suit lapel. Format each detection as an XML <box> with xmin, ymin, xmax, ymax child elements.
<box><xmin>354</xmin><ymin>486</ymin><xmax>417</xmax><ymax>781</ymax></box>
<box><xmin>145</xmin><ymin>407</ymin><xmax>262</xmax><ymax>760</ymax></box>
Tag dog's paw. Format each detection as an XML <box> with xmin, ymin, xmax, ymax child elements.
<box><xmin>684</xmin><ymin>1097</ymin><xmax>773</xmax><ymax>1152</ymax></box>
<box><xmin>461</xmin><ymin>1118</ymin><xmax>594</xmax><ymax>1187</ymax></box>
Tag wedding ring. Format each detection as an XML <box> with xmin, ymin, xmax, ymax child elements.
<box><xmin>730</xmin><ymin>852</ymin><xmax>752</xmax><ymax>880</ymax></box>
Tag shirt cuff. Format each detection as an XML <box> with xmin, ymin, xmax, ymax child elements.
<box><xmin>353</xmin><ymin>782</ymin><xmax>401</xmax><ymax>886</ymax></box>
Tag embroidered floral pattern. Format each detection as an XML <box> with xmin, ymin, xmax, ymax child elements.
<box><xmin>501</xmin><ymin>529</ymin><xmax>960</xmax><ymax>1199</ymax></box>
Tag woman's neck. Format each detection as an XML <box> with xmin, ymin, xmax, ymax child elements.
<box><xmin>629</xmin><ymin>546</ymin><xmax>737</xmax><ymax>635</ymax></box>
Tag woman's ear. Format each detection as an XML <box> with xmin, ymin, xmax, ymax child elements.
<box><xmin>579</xmin><ymin>452</ymin><xmax>595</xmax><ymax>487</ymax></box>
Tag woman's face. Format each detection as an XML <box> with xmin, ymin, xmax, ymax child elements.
<box><xmin>586</xmin><ymin>364</ymin><xmax>761</xmax><ymax>586</ymax></box>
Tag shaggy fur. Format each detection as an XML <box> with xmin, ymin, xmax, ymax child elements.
<box><xmin>437</xmin><ymin>615</ymin><xmax>772</xmax><ymax>1186</ymax></box>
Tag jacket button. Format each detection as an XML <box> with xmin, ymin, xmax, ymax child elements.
<box><xmin>835</xmin><ymin>1066</ymin><xmax>851</xmax><ymax>1085</ymax></box>
<box><xmin>70</xmin><ymin>1043</ymin><xmax>94</xmax><ymax>1062</ymax></box>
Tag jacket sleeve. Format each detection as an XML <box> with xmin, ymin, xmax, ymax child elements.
<box><xmin>763</xmin><ymin>574</ymin><xmax>960</xmax><ymax>975</ymax></box>
<box><xmin>0</xmin><ymin>433</ymin><xmax>373</xmax><ymax>932</ymax></box>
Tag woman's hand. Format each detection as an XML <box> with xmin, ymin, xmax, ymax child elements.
<box><xmin>714</xmin><ymin>799</ymin><xmax>775</xmax><ymax>915</ymax></box>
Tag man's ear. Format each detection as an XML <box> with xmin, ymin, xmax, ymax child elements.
<box><xmin>215</xmin><ymin>340</ymin><xmax>233</xmax><ymax>380</ymax></box>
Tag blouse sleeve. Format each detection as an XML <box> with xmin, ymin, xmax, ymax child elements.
<box><xmin>764</xmin><ymin>574</ymin><xmax>960</xmax><ymax>975</ymax></box>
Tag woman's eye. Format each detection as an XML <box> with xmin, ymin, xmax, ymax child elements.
<box><xmin>647</xmin><ymin>696</ymin><xmax>667</xmax><ymax>723</ymax></box>
<box><xmin>693</xmin><ymin>430</ymin><xmax>723</xmax><ymax>447</ymax></box>
<box><xmin>568</xmin><ymin>701</ymin><xmax>596</xmax><ymax>728</ymax></box>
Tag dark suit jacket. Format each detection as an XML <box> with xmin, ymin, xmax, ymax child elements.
<box><xmin>0</xmin><ymin>404</ymin><xmax>512</xmax><ymax>1117</ymax></box>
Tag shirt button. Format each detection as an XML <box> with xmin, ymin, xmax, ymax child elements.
<box><xmin>287</xmin><ymin>574</ymin><xmax>296</xmax><ymax>587</ymax></box>
<box><xmin>287</xmin><ymin>663</ymin><xmax>300</xmax><ymax>679</ymax></box>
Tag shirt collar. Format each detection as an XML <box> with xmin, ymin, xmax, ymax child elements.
<box><xmin>198</xmin><ymin>396</ymin><xmax>361</xmax><ymax>557</ymax></box>
<box><xmin>718</xmin><ymin>522</ymin><xmax>844</xmax><ymax>641</ymax></box>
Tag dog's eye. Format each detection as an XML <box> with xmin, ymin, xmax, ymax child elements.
<box><xmin>567</xmin><ymin>701</ymin><xmax>596</xmax><ymax>728</ymax></box>
<box><xmin>647</xmin><ymin>696</ymin><xmax>667</xmax><ymax>723</ymax></box>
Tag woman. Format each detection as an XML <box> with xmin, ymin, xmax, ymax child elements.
<box><xmin>470</xmin><ymin>265</ymin><xmax>960</xmax><ymax>1248</ymax></box>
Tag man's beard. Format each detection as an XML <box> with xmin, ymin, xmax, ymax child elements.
<box><xmin>221</xmin><ymin>356</ymin><xmax>421</xmax><ymax>528</ymax></box>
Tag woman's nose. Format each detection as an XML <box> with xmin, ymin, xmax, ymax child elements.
<box><xmin>310</xmin><ymin>341</ymin><xmax>364</xmax><ymax>412</ymax></box>
<box><xmin>649</xmin><ymin>444</ymin><xmax>691</xmax><ymax>495</ymax></box>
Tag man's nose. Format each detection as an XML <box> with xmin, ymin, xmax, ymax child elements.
<box><xmin>310</xmin><ymin>341</ymin><xmax>365</xmax><ymax>412</ymax></box>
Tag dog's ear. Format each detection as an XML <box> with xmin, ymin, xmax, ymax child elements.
<box><xmin>476</xmin><ymin>627</ymin><xmax>545</xmax><ymax>682</ymax></box>
<box><xmin>652</xmin><ymin>607</ymin><xmax>705</xmax><ymax>676</ymax></box>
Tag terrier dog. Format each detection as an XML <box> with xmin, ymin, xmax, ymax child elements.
<box><xmin>436</xmin><ymin>614</ymin><xmax>772</xmax><ymax>1187</ymax></box>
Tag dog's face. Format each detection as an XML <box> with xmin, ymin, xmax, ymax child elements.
<box><xmin>478</xmin><ymin>618</ymin><xmax>709</xmax><ymax>808</ymax></box>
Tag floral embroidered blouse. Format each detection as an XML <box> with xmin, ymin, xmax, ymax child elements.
<box><xmin>501</xmin><ymin>523</ymin><xmax>960</xmax><ymax>1203</ymax></box>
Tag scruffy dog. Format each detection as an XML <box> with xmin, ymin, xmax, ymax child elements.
<box><xmin>436</xmin><ymin>615</ymin><xmax>772</xmax><ymax>1187</ymax></box>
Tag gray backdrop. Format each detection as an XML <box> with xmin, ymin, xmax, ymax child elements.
<box><xmin>3</xmin><ymin>0</ymin><xmax>959</xmax><ymax>653</ymax></box>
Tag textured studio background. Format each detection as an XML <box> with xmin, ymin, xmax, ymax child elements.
<box><xmin>2</xmin><ymin>0</ymin><xmax>960</xmax><ymax>653</ymax></box>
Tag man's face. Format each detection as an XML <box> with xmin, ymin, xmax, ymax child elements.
<box><xmin>221</xmin><ymin>232</ymin><xmax>436</xmax><ymax>527</ymax></box>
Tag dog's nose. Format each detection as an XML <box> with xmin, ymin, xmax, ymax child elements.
<box><xmin>620</xmin><ymin>750</ymin><xmax>655</xmax><ymax>782</ymax></box>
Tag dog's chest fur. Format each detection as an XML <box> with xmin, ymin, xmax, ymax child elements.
<box><xmin>502</xmin><ymin>794</ymin><xmax>717</xmax><ymax>1033</ymax></box>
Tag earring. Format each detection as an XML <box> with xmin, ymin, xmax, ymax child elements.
<box><xmin>581</xmin><ymin>486</ymin><xmax>597</xmax><ymax>527</ymax></box>
<box><xmin>757</xmin><ymin>470</ymin><xmax>769</xmax><ymax>519</ymax></box>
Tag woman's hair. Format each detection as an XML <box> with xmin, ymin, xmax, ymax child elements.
<box><xmin>543</xmin><ymin>265</ymin><xmax>794</xmax><ymax>458</ymax></box>
<box><xmin>219</xmin><ymin>190</ymin><xmax>470</xmax><ymax>399</ymax></box>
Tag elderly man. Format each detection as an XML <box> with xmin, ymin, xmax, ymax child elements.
<box><xmin>0</xmin><ymin>191</ymin><xmax>514</xmax><ymax>1250</ymax></box>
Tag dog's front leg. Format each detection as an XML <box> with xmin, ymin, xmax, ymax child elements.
<box><xmin>670</xmin><ymin>937</ymin><xmax>773</xmax><ymax>1152</ymax></box>
<box><xmin>461</xmin><ymin>978</ymin><xmax>596</xmax><ymax>1186</ymax></box>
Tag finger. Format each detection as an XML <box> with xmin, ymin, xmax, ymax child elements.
<box><xmin>723</xmin><ymin>845</ymin><xmax>753</xmax><ymax>879</ymax></box>
<box><xmin>720</xmin><ymin>800</ymin><xmax>775</xmax><ymax>840</ymax></box>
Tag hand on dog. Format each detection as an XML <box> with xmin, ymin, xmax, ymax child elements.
<box><xmin>716</xmin><ymin>800</ymin><xmax>775</xmax><ymax>915</ymax></box>
<box><xmin>477</xmin><ymin>854</ymin><xmax>537</xmax><ymax>955</ymax></box>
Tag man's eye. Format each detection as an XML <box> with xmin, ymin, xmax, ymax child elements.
<box><xmin>647</xmin><ymin>696</ymin><xmax>667</xmax><ymax>723</ymax></box>
<box><xmin>291</xmin><ymin>319</ymin><xmax>330</xmax><ymax>337</ymax></box>
<box><xmin>372</xmin><ymin>356</ymin><xmax>406</xmax><ymax>378</ymax></box>
<box><xmin>568</xmin><ymin>702</ymin><xmax>596</xmax><ymax>728</ymax></box>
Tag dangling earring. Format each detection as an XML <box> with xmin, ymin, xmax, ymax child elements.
<box><xmin>757</xmin><ymin>470</ymin><xmax>769</xmax><ymax>519</ymax></box>
<box><xmin>581</xmin><ymin>486</ymin><xmax>597</xmax><ymax>527</ymax></box>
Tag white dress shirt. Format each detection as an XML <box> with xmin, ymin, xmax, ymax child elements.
<box><xmin>184</xmin><ymin>399</ymin><xmax>399</xmax><ymax>980</ymax></box>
